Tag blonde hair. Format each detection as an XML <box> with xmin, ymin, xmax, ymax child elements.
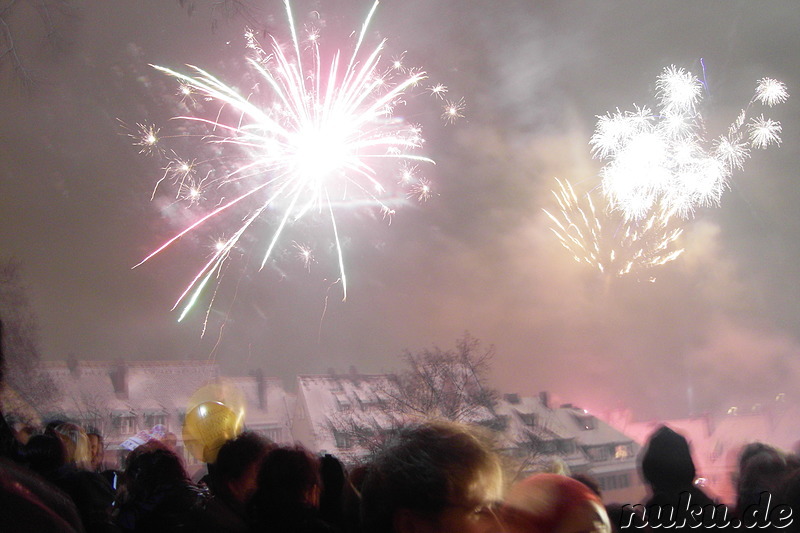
<box><xmin>54</xmin><ymin>422</ymin><xmax>92</xmax><ymax>470</ymax></box>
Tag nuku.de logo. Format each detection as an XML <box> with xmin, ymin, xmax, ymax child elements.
<box><xmin>619</xmin><ymin>492</ymin><xmax>792</xmax><ymax>529</ymax></box>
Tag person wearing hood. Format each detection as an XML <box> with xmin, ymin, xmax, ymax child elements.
<box><xmin>638</xmin><ymin>425</ymin><xmax>730</xmax><ymax>531</ymax></box>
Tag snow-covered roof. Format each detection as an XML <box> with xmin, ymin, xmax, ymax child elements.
<box><xmin>553</xmin><ymin>405</ymin><xmax>638</xmax><ymax>447</ymax></box>
<box><xmin>494</xmin><ymin>396</ymin><xmax>639</xmax><ymax>473</ymax></box>
<box><xmin>605</xmin><ymin>407</ymin><xmax>800</xmax><ymax>505</ymax></box>
<box><xmin>495</xmin><ymin>396</ymin><xmax>574</xmax><ymax>447</ymax></box>
<box><xmin>222</xmin><ymin>375</ymin><xmax>295</xmax><ymax>430</ymax></box>
<box><xmin>41</xmin><ymin>360</ymin><xmax>221</xmax><ymax>415</ymax></box>
<box><xmin>296</xmin><ymin>373</ymin><xmax>402</xmax><ymax>460</ymax></box>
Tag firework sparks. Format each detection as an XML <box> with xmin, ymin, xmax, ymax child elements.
<box><xmin>442</xmin><ymin>97</ymin><xmax>465</xmax><ymax>124</ymax></box>
<box><xmin>755</xmin><ymin>78</ymin><xmax>789</xmax><ymax>107</ymax></box>
<box><xmin>591</xmin><ymin>65</ymin><xmax>788</xmax><ymax>220</ymax></box>
<box><xmin>748</xmin><ymin>115</ymin><xmax>782</xmax><ymax>149</ymax></box>
<box><xmin>135</xmin><ymin>0</ymin><xmax>444</xmax><ymax>321</ymax></box>
<box><xmin>409</xmin><ymin>178</ymin><xmax>433</xmax><ymax>202</ymax></box>
<box><xmin>293</xmin><ymin>242</ymin><xmax>315</xmax><ymax>271</ymax></box>
<box><xmin>123</xmin><ymin>121</ymin><xmax>163</xmax><ymax>156</ymax></box>
<box><xmin>543</xmin><ymin>178</ymin><xmax>684</xmax><ymax>279</ymax></box>
<box><xmin>427</xmin><ymin>83</ymin><xmax>448</xmax><ymax>99</ymax></box>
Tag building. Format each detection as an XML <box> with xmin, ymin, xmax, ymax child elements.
<box><xmin>22</xmin><ymin>359</ymin><xmax>293</xmax><ymax>474</ymax></box>
<box><xmin>224</xmin><ymin>369</ymin><xmax>294</xmax><ymax>444</ymax></box>
<box><xmin>291</xmin><ymin>372</ymin><xmax>644</xmax><ymax>503</ymax></box>
<box><xmin>5</xmin><ymin>359</ymin><xmax>647</xmax><ymax>504</ymax></box>
<box><xmin>292</xmin><ymin>372</ymin><xmax>399</xmax><ymax>464</ymax></box>
<box><xmin>495</xmin><ymin>393</ymin><xmax>644</xmax><ymax>504</ymax></box>
<box><xmin>613</xmin><ymin>403</ymin><xmax>800</xmax><ymax>505</ymax></box>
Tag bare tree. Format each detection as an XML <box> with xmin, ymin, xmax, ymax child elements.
<box><xmin>325</xmin><ymin>333</ymin><xmax>504</xmax><ymax>458</ymax></box>
<box><xmin>384</xmin><ymin>333</ymin><xmax>500</xmax><ymax>424</ymax></box>
<box><xmin>0</xmin><ymin>0</ymin><xmax>73</xmax><ymax>90</ymax></box>
<box><xmin>176</xmin><ymin>0</ymin><xmax>270</xmax><ymax>34</ymax></box>
<box><xmin>0</xmin><ymin>258</ymin><xmax>56</xmax><ymax>413</ymax></box>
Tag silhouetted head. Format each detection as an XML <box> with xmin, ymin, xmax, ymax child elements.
<box><xmin>249</xmin><ymin>444</ymin><xmax>322</xmax><ymax>528</ymax></box>
<box><xmin>123</xmin><ymin>441</ymin><xmax>188</xmax><ymax>497</ymax></box>
<box><xmin>501</xmin><ymin>473</ymin><xmax>611</xmax><ymax>533</ymax></box>
<box><xmin>640</xmin><ymin>425</ymin><xmax>696</xmax><ymax>492</ymax></box>
<box><xmin>361</xmin><ymin>420</ymin><xmax>504</xmax><ymax>533</ymax></box>
<box><xmin>22</xmin><ymin>433</ymin><xmax>66</xmax><ymax>475</ymax></box>
<box><xmin>213</xmin><ymin>431</ymin><xmax>274</xmax><ymax>506</ymax></box>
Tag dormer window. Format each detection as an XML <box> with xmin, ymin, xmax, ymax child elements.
<box><xmin>574</xmin><ymin>414</ymin><xmax>595</xmax><ymax>430</ymax></box>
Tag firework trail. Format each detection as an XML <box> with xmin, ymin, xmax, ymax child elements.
<box><xmin>590</xmin><ymin>66</ymin><xmax>788</xmax><ymax>220</ymax></box>
<box><xmin>543</xmin><ymin>178</ymin><xmax>684</xmax><ymax>279</ymax></box>
<box><xmin>134</xmin><ymin>0</ymin><xmax>449</xmax><ymax>321</ymax></box>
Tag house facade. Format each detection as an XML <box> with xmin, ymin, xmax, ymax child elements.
<box><xmin>291</xmin><ymin>372</ymin><xmax>643</xmax><ymax>503</ymax></box>
<box><xmin>27</xmin><ymin>359</ymin><xmax>293</xmax><ymax>474</ymax></box>
<box><xmin>495</xmin><ymin>393</ymin><xmax>644</xmax><ymax>504</ymax></box>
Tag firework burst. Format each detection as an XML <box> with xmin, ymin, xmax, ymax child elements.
<box><xmin>543</xmin><ymin>178</ymin><xmax>684</xmax><ymax>279</ymax></box>
<box><xmin>591</xmin><ymin>65</ymin><xmax>788</xmax><ymax>220</ymax></box>
<box><xmin>442</xmin><ymin>97</ymin><xmax>466</xmax><ymax>124</ymax></box>
<box><xmin>135</xmin><ymin>0</ymin><xmax>448</xmax><ymax>321</ymax></box>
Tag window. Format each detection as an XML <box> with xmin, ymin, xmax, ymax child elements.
<box><xmin>519</xmin><ymin>412</ymin><xmax>537</xmax><ymax>427</ymax></box>
<box><xmin>333</xmin><ymin>391</ymin><xmax>351</xmax><ymax>411</ymax></box>
<box><xmin>558</xmin><ymin>439</ymin><xmax>576</xmax><ymax>454</ymax></box>
<box><xmin>586</xmin><ymin>445</ymin><xmax>610</xmax><ymax>462</ymax></box>
<box><xmin>540</xmin><ymin>440</ymin><xmax>556</xmax><ymax>454</ymax></box>
<box><xmin>353</xmin><ymin>388</ymin><xmax>375</xmax><ymax>407</ymax></box>
<box><xmin>615</xmin><ymin>444</ymin><xmax>632</xmax><ymax>459</ymax></box>
<box><xmin>114</xmin><ymin>414</ymin><xmax>137</xmax><ymax>435</ymax></box>
<box><xmin>334</xmin><ymin>431</ymin><xmax>352</xmax><ymax>449</ymax></box>
<box><xmin>80</xmin><ymin>415</ymin><xmax>102</xmax><ymax>434</ymax></box>
<box><xmin>598</xmin><ymin>473</ymin><xmax>631</xmax><ymax>492</ymax></box>
<box><xmin>144</xmin><ymin>413</ymin><xmax>167</xmax><ymax>429</ymax></box>
<box><xmin>575</xmin><ymin>414</ymin><xmax>596</xmax><ymax>430</ymax></box>
<box><xmin>263</xmin><ymin>427</ymin><xmax>283</xmax><ymax>442</ymax></box>
<box><xmin>375</xmin><ymin>392</ymin><xmax>390</xmax><ymax>406</ymax></box>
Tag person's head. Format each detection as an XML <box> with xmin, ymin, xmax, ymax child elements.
<box><xmin>639</xmin><ymin>425</ymin><xmax>696</xmax><ymax>492</ymax></box>
<box><xmin>53</xmin><ymin>422</ymin><xmax>91</xmax><ymax>470</ymax></box>
<box><xmin>319</xmin><ymin>453</ymin><xmax>347</xmax><ymax>522</ymax></box>
<box><xmin>44</xmin><ymin>419</ymin><xmax>67</xmax><ymax>435</ymax></box>
<box><xmin>21</xmin><ymin>433</ymin><xmax>66</xmax><ymax>475</ymax></box>
<box><xmin>13</xmin><ymin>424</ymin><xmax>35</xmax><ymax>446</ymax></box>
<box><xmin>501</xmin><ymin>473</ymin><xmax>611</xmax><ymax>533</ymax></box>
<box><xmin>123</xmin><ymin>441</ymin><xmax>188</xmax><ymax>498</ymax></box>
<box><xmin>6</xmin><ymin>414</ymin><xmax>35</xmax><ymax>445</ymax></box>
<box><xmin>213</xmin><ymin>431</ymin><xmax>274</xmax><ymax>505</ymax></box>
<box><xmin>86</xmin><ymin>431</ymin><xmax>104</xmax><ymax>471</ymax></box>
<box><xmin>361</xmin><ymin>421</ymin><xmax>504</xmax><ymax>533</ymax></box>
<box><xmin>736</xmin><ymin>442</ymin><xmax>788</xmax><ymax>506</ymax></box>
<box><xmin>249</xmin><ymin>444</ymin><xmax>322</xmax><ymax>527</ymax></box>
<box><xmin>255</xmin><ymin>445</ymin><xmax>321</xmax><ymax>507</ymax></box>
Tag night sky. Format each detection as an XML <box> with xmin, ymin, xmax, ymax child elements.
<box><xmin>2</xmin><ymin>0</ymin><xmax>799</xmax><ymax>419</ymax></box>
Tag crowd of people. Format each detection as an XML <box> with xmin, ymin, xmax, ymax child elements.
<box><xmin>2</xmin><ymin>409</ymin><xmax>800</xmax><ymax>533</ymax></box>
<box><xmin>1</xmin><ymin>314</ymin><xmax>800</xmax><ymax>533</ymax></box>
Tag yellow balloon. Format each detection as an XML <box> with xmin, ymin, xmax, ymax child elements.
<box><xmin>182</xmin><ymin>401</ymin><xmax>243</xmax><ymax>463</ymax></box>
<box><xmin>188</xmin><ymin>381</ymin><xmax>245</xmax><ymax>420</ymax></box>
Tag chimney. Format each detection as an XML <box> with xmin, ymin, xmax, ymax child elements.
<box><xmin>66</xmin><ymin>354</ymin><xmax>80</xmax><ymax>378</ymax></box>
<box><xmin>249</xmin><ymin>368</ymin><xmax>266</xmax><ymax>410</ymax></box>
<box><xmin>504</xmin><ymin>393</ymin><xmax>520</xmax><ymax>404</ymax></box>
<box><xmin>109</xmin><ymin>358</ymin><xmax>128</xmax><ymax>398</ymax></box>
<box><xmin>539</xmin><ymin>391</ymin><xmax>550</xmax><ymax>408</ymax></box>
<box><xmin>349</xmin><ymin>365</ymin><xmax>359</xmax><ymax>385</ymax></box>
